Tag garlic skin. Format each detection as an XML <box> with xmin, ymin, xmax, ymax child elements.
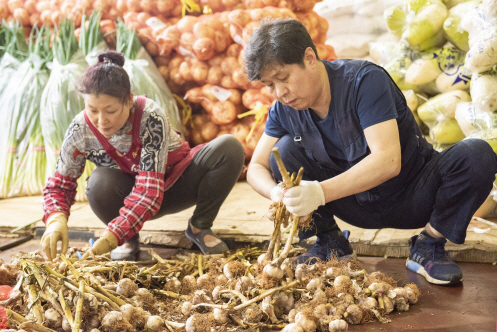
<box><xmin>325</xmin><ymin>267</ymin><xmax>348</xmax><ymax>279</ymax></box>
<box><xmin>212</xmin><ymin>286</ymin><xmax>222</xmax><ymax>301</ymax></box>
<box><xmin>44</xmin><ymin>308</ymin><xmax>62</xmax><ymax>328</ymax></box>
<box><xmin>295</xmin><ymin>264</ymin><xmax>311</xmax><ymax>279</ymax></box>
<box><xmin>344</xmin><ymin>304</ymin><xmax>362</xmax><ymax>325</ymax></box>
<box><xmin>185</xmin><ymin>315</ymin><xmax>197</xmax><ymax>332</ymax></box>
<box><xmin>288</xmin><ymin>309</ymin><xmax>297</xmax><ymax>323</ymax></box>
<box><xmin>196</xmin><ymin>274</ymin><xmax>213</xmax><ymax>289</ymax></box>
<box><xmin>213</xmin><ymin>308</ymin><xmax>229</xmax><ymax>324</ymax></box>
<box><xmin>164</xmin><ymin>277</ymin><xmax>182</xmax><ymax>293</ymax></box>
<box><xmin>313</xmin><ymin>289</ymin><xmax>327</xmax><ymax>303</ymax></box>
<box><xmin>182</xmin><ymin>302</ymin><xmax>193</xmax><ymax>316</ymax></box>
<box><xmin>215</xmin><ymin>274</ymin><xmax>228</xmax><ymax>286</ymax></box>
<box><xmin>62</xmin><ymin>318</ymin><xmax>71</xmax><ymax>331</ymax></box>
<box><xmin>383</xmin><ymin>296</ymin><xmax>394</xmax><ymax>314</ymax></box>
<box><xmin>313</xmin><ymin>304</ymin><xmax>328</xmax><ymax>318</ymax></box>
<box><xmin>306</xmin><ymin>278</ymin><xmax>324</xmax><ymax>292</ymax></box>
<box><xmin>257</xmin><ymin>253</ymin><xmax>271</xmax><ymax>266</ymax></box>
<box><xmin>338</xmin><ymin>293</ymin><xmax>354</xmax><ymax>306</ymax></box>
<box><xmin>145</xmin><ymin>315</ymin><xmax>165</xmax><ymax>331</ymax></box>
<box><xmin>235</xmin><ymin>276</ymin><xmax>253</xmax><ymax>292</ymax></box>
<box><xmin>242</xmin><ymin>304</ymin><xmax>263</xmax><ymax>323</ymax></box>
<box><xmin>120</xmin><ymin>304</ymin><xmax>135</xmax><ymax>322</ymax></box>
<box><xmin>334</xmin><ymin>276</ymin><xmax>352</xmax><ymax>293</ymax></box>
<box><xmin>116</xmin><ymin>278</ymin><xmax>138</xmax><ymax>298</ymax></box>
<box><xmin>282</xmin><ymin>323</ymin><xmax>304</xmax><ymax>332</ymax></box>
<box><xmin>263</xmin><ymin>264</ymin><xmax>284</xmax><ymax>280</ymax></box>
<box><xmin>183</xmin><ymin>275</ymin><xmax>197</xmax><ymax>291</ymax></box>
<box><xmin>359</xmin><ymin>297</ymin><xmax>378</xmax><ymax>311</ymax></box>
<box><xmin>295</xmin><ymin>312</ymin><xmax>317</xmax><ymax>332</ymax></box>
<box><xmin>329</xmin><ymin>319</ymin><xmax>348</xmax><ymax>332</ymax></box>
<box><xmin>275</xmin><ymin>291</ymin><xmax>295</xmax><ymax>314</ymax></box>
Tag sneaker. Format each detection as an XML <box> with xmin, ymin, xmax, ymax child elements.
<box><xmin>406</xmin><ymin>231</ymin><xmax>463</xmax><ymax>285</ymax></box>
<box><xmin>110</xmin><ymin>235</ymin><xmax>140</xmax><ymax>261</ymax></box>
<box><xmin>293</xmin><ymin>229</ymin><xmax>355</xmax><ymax>265</ymax></box>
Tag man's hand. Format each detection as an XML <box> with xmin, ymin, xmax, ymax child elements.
<box><xmin>41</xmin><ymin>213</ymin><xmax>69</xmax><ymax>260</ymax></box>
<box><xmin>85</xmin><ymin>231</ymin><xmax>119</xmax><ymax>257</ymax></box>
<box><xmin>270</xmin><ymin>183</ymin><xmax>286</xmax><ymax>202</ymax></box>
<box><xmin>282</xmin><ymin>180</ymin><xmax>326</xmax><ymax>216</ymax></box>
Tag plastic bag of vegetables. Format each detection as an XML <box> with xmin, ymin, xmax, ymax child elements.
<box><xmin>40</xmin><ymin>18</ymin><xmax>88</xmax><ymax>176</ymax></box>
<box><xmin>470</xmin><ymin>66</ymin><xmax>497</xmax><ymax>112</ymax></box>
<box><xmin>72</xmin><ymin>11</ymin><xmax>111</xmax><ymax>202</ymax></box>
<box><xmin>455</xmin><ymin>102</ymin><xmax>497</xmax><ymax>153</ymax></box>
<box><xmin>384</xmin><ymin>0</ymin><xmax>448</xmax><ymax>50</ymax></box>
<box><xmin>116</xmin><ymin>19</ymin><xmax>184</xmax><ymax>137</ymax></box>
<box><xmin>0</xmin><ymin>21</ymin><xmax>29</xmax><ymax>198</ymax></box>
<box><xmin>372</xmin><ymin>42</ymin><xmax>421</xmax><ymax>90</ymax></box>
<box><xmin>460</xmin><ymin>1</ymin><xmax>497</xmax><ymax>72</ymax></box>
<box><xmin>404</xmin><ymin>46</ymin><xmax>471</xmax><ymax>93</ymax></box>
<box><xmin>0</xmin><ymin>20</ymin><xmax>28</xmax><ymax>102</ymax></box>
<box><xmin>455</xmin><ymin>101</ymin><xmax>497</xmax><ymax>135</ymax></box>
<box><xmin>443</xmin><ymin>0</ymin><xmax>481</xmax><ymax>52</ymax></box>
<box><xmin>7</xmin><ymin>26</ymin><xmax>52</xmax><ymax>197</ymax></box>
<box><xmin>417</xmin><ymin>90</ymin><xmax>470</xmax><ymax>144</ymax></box>
<box><xmin>443</xmin><ymin>0</ymin><xmax>477</xmax><ymax>9</ymax></box>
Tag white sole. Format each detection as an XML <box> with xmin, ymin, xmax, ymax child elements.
<box><xmin>406</xmin><ymin>258</ymin><xmax>463</xmax><ymax>285</ymax></box>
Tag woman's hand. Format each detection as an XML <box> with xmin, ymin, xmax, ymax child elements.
<box><xmin>41</xmin><ymin>213</ymin><xmax>69</xmax><ymax>260</ymax></box>
<box><xmin>82</xmin><ymin>231</ymin><xmax>119</xmax><ymax>259</ymax></box>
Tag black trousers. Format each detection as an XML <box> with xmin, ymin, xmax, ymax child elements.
<box><xmin>86</xmin><ymin>135</ymin><xmax>245</xmax><ymax>236</ymax></box>
<box><xmin>271</xmin><ymin>135</ymin><xmax>497</xmax><ymax>245</ymax></box>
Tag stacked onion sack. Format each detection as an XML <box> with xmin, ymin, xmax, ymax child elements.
<box><xmin>0</xmin><ymin>0</ymin><xmax>124</xmax><ymax>29</ymax></box>
<box><xmin>2</xmin><ymin>160</ymin><xmax>421</xmax><ymax>331</ymax></box>
<box><xmin>146</xmin><ymin>5</ymin><xmax>337</xmax><ymax>164</ymax></box>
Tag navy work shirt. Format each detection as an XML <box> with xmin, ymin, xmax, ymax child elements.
<box><xmin>264</xmin><ymin>59</ymin><xmax>433</xmax><ymax>209</ymax></box>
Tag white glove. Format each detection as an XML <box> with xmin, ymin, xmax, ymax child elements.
<box><xmin>282</xmin><ymin>180</ymin><xmax>325</xmax><ymax>216</ymax></box>
<box><xmin>270</xmin><ymin>183</ymin><xmax>286</xmax><ymax>203</ymax></box>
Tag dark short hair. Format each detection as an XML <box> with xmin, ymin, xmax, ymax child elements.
<box><xmin>244</xmin><ymin>18</ymin><xmax>319</xmax><ymax>82</ymax></box>
<box><xmin>79</xmin><ymin>50</ymin><xmax>131</xmax><ymax>104</ymax></box>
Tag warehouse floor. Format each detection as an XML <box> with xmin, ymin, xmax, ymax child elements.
<box><xmin>0</xmin><ymin>239</ymin><xmax>495</xmax><ymax>332</ymax></box>
<box><xmin>0</xmin><ymin>181</ymin><xmax>496</xmax><ymax>331</ymax></box>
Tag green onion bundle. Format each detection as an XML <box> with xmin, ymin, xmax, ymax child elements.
<box><xmin>0</xmin><ymin>20</ymin><xmax>28</xmax><ymax>101</ymax></box>
<box><xmin>75</xmin><ymin>11</ymin><xmax>109</xmax><ymax>202</ymax></box>
<box><xmin>0</xmin><ymin>21</ymin><xmax>29</xmax><ymax>199</ymax></box>
<box><xmin>116</xmin><ymin>19</ymin><xmax>184</xmax><ymax>137</ymax></box>
<box><xmin>80</xmin><ymin>11</ymin><xmax>108</xmax><ymax>65</ymax></box>
<box><xmin>8</xmin><ymin>26</ymin><xmax>53</xmax><ymax>197</ymax></box>
<box><xmin>40</xmin><ymin>18</ymin><xmax>88</xmax><ymax>178</ymax></box>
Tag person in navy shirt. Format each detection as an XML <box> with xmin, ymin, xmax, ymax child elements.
<box><xmin>244</xmin><ymin>18</ymin><xmax>497</xmax><ymax>285</ymax></box>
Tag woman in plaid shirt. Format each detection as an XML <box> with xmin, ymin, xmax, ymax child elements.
<box><xmin>41</xmin><ymin>51</ymin><xmax>245</xmax><ymax>261</ymax></box>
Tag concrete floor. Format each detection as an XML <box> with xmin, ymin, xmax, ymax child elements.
<box><xmin>1</xmin><ymin>239</ymin><xmax>495</xmax><ymax>332</ymax></box>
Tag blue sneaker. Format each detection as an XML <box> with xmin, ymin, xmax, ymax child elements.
<box><xmin>406</xmin><ymin>231</ymin><xmax>463</xmax><ymax>285</ymax></box>
<box><xmin>294</xmin><ymin>229</ymin><xmax>355</xmax><ymax>265</ymax></box>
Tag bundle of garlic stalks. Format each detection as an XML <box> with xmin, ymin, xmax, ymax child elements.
<box><xmin>2</xmin><ymin>149</ymin><xmax>420</xmax><ymax>332</ymax></box>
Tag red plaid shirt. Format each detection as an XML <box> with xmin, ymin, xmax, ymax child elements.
<box><xmin>43</xmin><ymin>171</ymin><xmax>165</xmax><ymax>246</ymax></box>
